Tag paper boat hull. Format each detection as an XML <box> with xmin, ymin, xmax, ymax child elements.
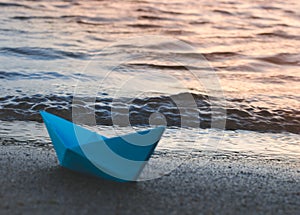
<box><xmin>40</xmin><ymin>111</ymin><xmax>165</xmax><ymax>182</ymax></box>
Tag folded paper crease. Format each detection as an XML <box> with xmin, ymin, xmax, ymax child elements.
<box><xmin>40</xmin><ymin>111</ymin><xmax>165</xmax><ymax>182</ymax></box>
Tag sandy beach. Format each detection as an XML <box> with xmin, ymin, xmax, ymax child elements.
<box><xmin>1</xmin><ymin>144</ymin><xmax>299</xmax><ymax>215</ymax></box>
<box><xmin>1</xmin><ymin>0</ymin><xmax>300</xmax><ymax>214</ymax></box>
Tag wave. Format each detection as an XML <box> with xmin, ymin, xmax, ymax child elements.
<box><xmin>128</xmin><ymin>24</ymin><xmax>163</xmax><ymax>28</ymax></box>
<box><xmin>257</xmin><ymin>31</ymin><xmax>300</xmax><ymax>40</ymax></box>
<box><xmin>138</xmin><ymin>15</ymin><xmax>174</xmax><ymax>21</ymax></box>
<box><xmin>11</xmin><ymin>15</ymin><xmax>119</xmax><ymax>23</ymax></box>
<box><xmin>0</xmin><ymin>47</ymin><xmax>88</xmax><ymax>60</ymax></box>
<box><xmin>0</xmin><ymin>71</ymin><xmax>93</xmax><ymax>81</ymax></box>
<box><xmin>0</xmin><ymin>93</ymin><xmax>299</xmax><ymax>134</ymax></box>
<box><xmin>256</xmin><ymin>53</ymin><xmax>300</xmax><ymax>66</ymax></box>
<box><xmin>0</xmin><ymin>2</ymin><xmax>31</xmax><ymax>9</ymax></box>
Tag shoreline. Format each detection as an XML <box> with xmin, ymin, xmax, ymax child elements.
<box><xmin>0</xmin><ymin>145</ymin><xmax>299</xmax><ymax>214</ymax></box>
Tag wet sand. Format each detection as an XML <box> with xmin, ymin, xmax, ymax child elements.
<box><xmin>0</xmin><ymin>145</ymin><xmax>299</xmax><ymax>214</ymax></box>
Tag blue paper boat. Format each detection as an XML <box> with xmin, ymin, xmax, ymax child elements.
<box><xmin>40</xmin><ymin>111</ymin><xmax>165</xmax><ymax>182</ymax></box>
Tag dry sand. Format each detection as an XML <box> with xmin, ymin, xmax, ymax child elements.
<box><xmin>0</xmin><ymin>145</ymin><xmax>299</xmax><ymax>214</ymax></box>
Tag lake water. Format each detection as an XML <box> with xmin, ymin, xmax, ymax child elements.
<box><xmin>0</xmin><ymin>0</ymin><xmax>299</xmax><ymax>163</ymax></box>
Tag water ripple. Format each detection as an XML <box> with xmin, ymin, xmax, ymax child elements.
<box><xmin>0</xmin><ymin>93</ymin><xmax>299</xmax><ymax>134</ymax></box>
<box><xmin>0</xmin><ymin>47</ymin><xmax>88</xmax><ymax>60</ymax></box>
<box><xmin>0</xmin><ymin>2</ymin><xmax>31</xmax><ymax>9</ymax></box>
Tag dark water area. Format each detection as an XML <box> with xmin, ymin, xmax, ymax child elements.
<box><xmin>0</xmin><ymin>93</ymin><xmax>299</xmax><ymax>134</ymax></box>
<box><xmin>0</xmin><ymin>0</ymin><xmax>299</xmax><ymax>157</ymax></box>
